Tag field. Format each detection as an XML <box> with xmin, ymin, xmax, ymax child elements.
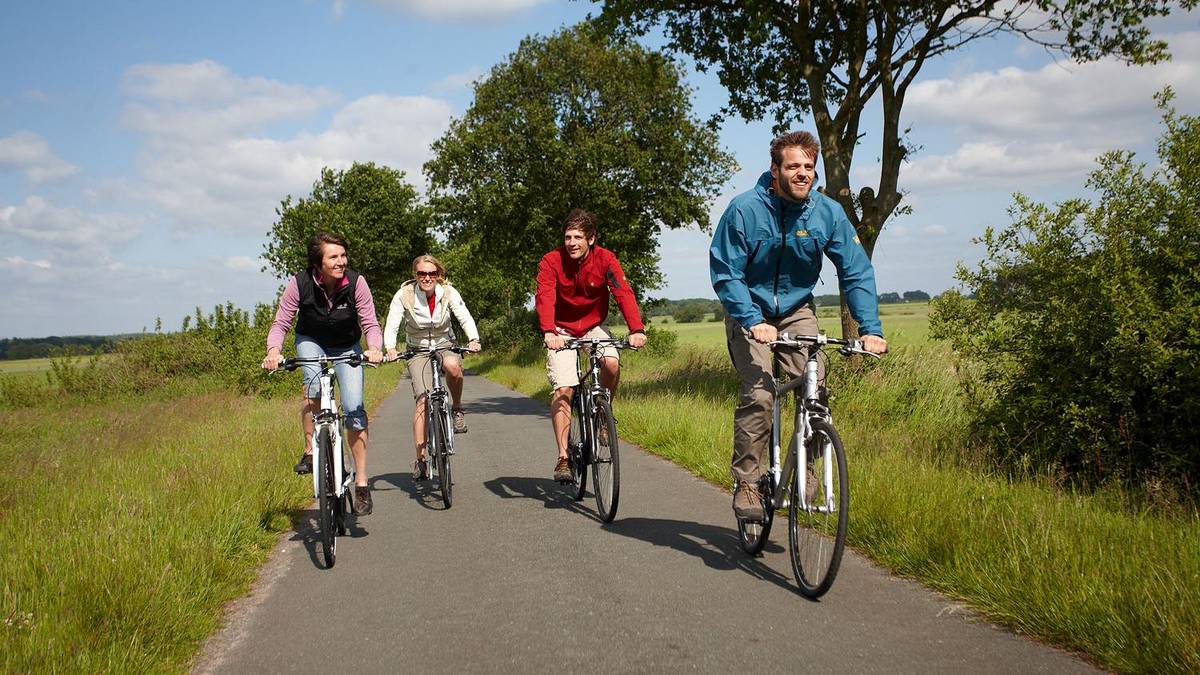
<box><xmin>651</xmin><ymin>302</ymin><xmax>931</xmax><ymax>348</ymax></box>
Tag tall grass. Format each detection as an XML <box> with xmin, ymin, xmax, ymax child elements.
<box><xmin>473</xmin><ymin>334</ymin><xmax>1200</xmax><ymax>673</ymax></box>
<box><xmin>0</xmin><ymin>364</ymin><xmax>401</xmax><ymax>671</ymax></box>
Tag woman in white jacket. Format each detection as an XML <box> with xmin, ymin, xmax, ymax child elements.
<box><xmin>384</xmin><ymin>254</ymin><xmax>482</xmax><ymax>480</ymax></box>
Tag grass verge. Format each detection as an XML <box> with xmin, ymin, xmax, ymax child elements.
<box><xmin>0</xmin><ymin>367</ymin><xmax>401</xmax><ymax>672</ymax></box>
<box><xmin>472</xmin><ymin>339</ymin><xmax>1199</xmax><ymax>674</ymax></box>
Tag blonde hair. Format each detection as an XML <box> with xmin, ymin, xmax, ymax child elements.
<box><xmin>412</xmin><ymin>254</ymin><xmax>448</xmax><ymax>285</ymax></box>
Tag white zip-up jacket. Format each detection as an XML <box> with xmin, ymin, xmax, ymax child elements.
<box><xmin>383</xmin><ymin>280</ymin><xmax>481</xmax><ymax>350</ymax></box>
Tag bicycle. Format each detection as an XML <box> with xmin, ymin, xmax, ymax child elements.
<box><xmin>735</xmin><ymin>333</ymin><xmax>881</xmax><ymax>598</ymax></box>
<box><xmin>275</xmin><ymin>354</ymin><xmax>369</xmax><ymax>568</ymax></box>
<box><xmin>556</xmin><ymin>337</ymin><xmax>634</xmax><ymax>523</ymax></box>
<box><xmin>395</xmin><ymin>343</ymin><xmax>473</xmax><ymax>508</ymax></box>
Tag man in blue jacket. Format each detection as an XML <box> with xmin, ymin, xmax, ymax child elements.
<box><xmin>710</xmin><ymin>131</ymin><xmax>888</xmax><ymax>521</ymax></box>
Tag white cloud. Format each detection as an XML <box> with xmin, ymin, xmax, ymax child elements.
<box><xmin>906</xmin><ymin>32</ymin><xmax>1200</xmax><ymax>143</ymax></box>
<box><xmin>222</xmin><ymin>255</ymin><xmax>261</xmax><ymax>270</ymax></box>
<box><xmin>4</xmin><ymin>255</ymin><xmax>52</xmax><ymax>270</ymax></box>
<box><xmin>0</xmin><ymin>196</ymin><xmax>141</xmax><ymax>252</ymax></box>
<box><xmin>923</xmin><ymin>225</ymin><xmax>947</xmax><ymax>235</ymax></box>
<box><xmin>431</xmin><ymin>67</ymin><xmax>485</xmax><ymax>93</ymax></box>
<box><xmin>358</xmin><ymin>0</ymin><xmax>550</xmax><ymax>21</ymax></box>
<box><xmin>120</xmin><ymin>61</ymin><xmax>454</xmax><ymax>233</ymax></box>
<box><xmin>894</xmin><ymin>140</ymin><xmax>1100</xmax><ymax>193</ymax></box>
<box><xmin>0</xmin><ymin>131</ymin><xmax>79</xmax><ymax>183</ymax></box>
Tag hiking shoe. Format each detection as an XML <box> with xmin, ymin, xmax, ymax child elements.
<box><xmin>452</xmin><ymin>408</ymin><xmax>468</xmax><ymax>434</ymax></box>
<box><xmin>553</xmin><ymin>457</ymin><xmax>573</xmax><ymax>483</ymax></box>
<box><xmin>353</xmin><ymin>485</ymin><xmax>372</xmax><ymax>516</ymax></box>
<box><xmin>294</xmin><ymin>452</ymin><xmax>313</xmax><ymax>475</ymax></box>
<box><xmin>597</xmin><ymin>423</ymin><xmax>610</xmax><ymax>447</ymax></box>
<box><xmin>733</xmin><ymin>480</ymin><xmax>764</xmax><ymax>520</ymax></box>
<box><xmin>412</xmin><ymin>459</ymin><xmax>428</xmax><ymax>481</ymax></box>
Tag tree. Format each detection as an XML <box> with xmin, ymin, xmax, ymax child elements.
<box><xmin>673</xmin><ymin>304</ymin><xmax>707</xmax><ymax>323</ymax></box>
<box><xmin>903</xmin><ymin>290</ymin><xmax>931</xmax><ymax>302</ymax></box>
<box><xmin>262</xmin><ymin>162</ymin><xmax>435</xmax><ymax>318</ymax></box>
<box><xmin>424</xmin><ymin>24</ymin><xmax>736</xmax><ymax>320</ymax></box>
<box><xmin>929</xmin><ymin>90</ymin><xmax>1200</xmax><ymax>492</ymax></box>
<box><xmin>879</xmin><ymin>291</ymin><xmax>902</xmax><ymax>304</ymax></box>
<box><xmin>598</xmin><ymin>0</ymin><xmax>1194</xmax><ymax>339</ymax></box>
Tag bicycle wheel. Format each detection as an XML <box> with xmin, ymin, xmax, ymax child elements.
<box><xmin>788</xmin><ymin>418</ymin><xmax>848</xmax><ymax>598</ymax></box>
<box><xmin>566</xmin><ymin>394</ymin><xmax>587</xmax><ymax>501</ymax></box>
<box><xmin>316</xmin><ymin>427</ymin><xmax>337</xmax><ymax>568</ymax></box>
<box><xmin>435</xmin><ymin>404</ymin><xmax>453</xmax><ymax>507</ymax></box>
<box><xmin>736</xmin><ymin>475</ymin><xmax>774</xmax><ymax>555</ymax></box>
<box><xmin>590</xmin><ymin>395</ymin><xmax>620</xmax><ymax>522</ymax></box>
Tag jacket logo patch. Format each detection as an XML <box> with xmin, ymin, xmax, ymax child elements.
<box><xmin>336</xmin><ymin>302</ymin><xmax>349</xmax><ymax>310</ymax></box>
<box><xmin>853</xmin><ymin>236</ymin><xmax>861</xmax><ymax>244</ymax></box>
<box><xmin>795</xmin><ymin>229</ymin><xmax>809</xmax><ymax>237</ymax></box>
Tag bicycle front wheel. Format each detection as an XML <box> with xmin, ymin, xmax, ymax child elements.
<box><xmin>567</xmin><ymin>396</ymin><xmax>587</xmax><ymax>501</ymax></box>
<box><xmin>590</xmin><ymin>395</ymin><xmax>620</xmax><ymax>522</ymax></box>
<box><xmin>435</xmin><ymin>404</ymin><xmax>453</xmax><ymax>507</ymax></box>
<box><xmin>788</xmin><ymin>418</ymin><xmax>848</xmax><ymax>598</ymax></box>
<box><xmin>316</xmin><ymin>427</ymin><xmax>337</xmax><ymax>568</ymax></box>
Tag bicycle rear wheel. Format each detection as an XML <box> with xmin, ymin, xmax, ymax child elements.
<box><xmin>435</xmin><ymin>403</ymin><xmax>453</xmax><ymax>507</ymax></box>
<box><xmin>788</xmin><ymin>418</ymin><xmax>848</xmax><ymax>598</ymax></box>
<box><xmin>566</xmin><ymin>394</ymin><xmax>587</xmax><ymax>501</ymax></box>
<box><xmin>590</xmin><ymin>395</ymin><xmax>620</xmax><ymax>522</ymax></box>
<box><xmin>316</xmin><ymin>427</ymin><xmax>337</xmax><ymax>568</ymax></box>
<box><xmin>736</xmin><ymin>476</ymin><xmax>773</xmax><ymax>555</ymax></box>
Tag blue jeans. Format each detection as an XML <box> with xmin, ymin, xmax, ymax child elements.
<box><xmin>295</xmin><ymin>335</ymin><xmax>367</xmax><ymax>430</ymax></box>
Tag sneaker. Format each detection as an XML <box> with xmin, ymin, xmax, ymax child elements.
<box><xmin>452</xmin><ymin>408</ymin><xmax>468</xmax><ymax>434</ymax></box>
<box><xmin>294</xmin><ymin>452</ymin><xmax>313</xmax><ymax>475</ymax></box>
<box><xmin>732</xmin><ymin>480</ymin><xmax>764</xmax><ymax>520</ymax></box>
<box><xmin>353</xmin><ymin>485</ymin><xmax>373</xmax><ymax>516</ymax></box>
<box><xmin>412</xmin><ymin>459</ymin><xmax>428</xmax><ymax>481</ymax></box>
<box><xmin>597</xmin><ymin>424</ymin><xmax>610</xmax><ymax>447</ymax></box>
<box><xmin>553</xmin><ymin>457</ymin><xmax>573</xmax><ymax>483</ymax></box>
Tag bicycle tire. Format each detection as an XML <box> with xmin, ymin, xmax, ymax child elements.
<box><xmin>436</xmin><ymin>403</ymin><xmax>453</xmax><ymax>507</ymax></box>
<box><xmin>788</xmin><ymin>417</ymin><xmax>848</xmax><ymax>598</ymax></box>
<box><xmin>590</xmin><ymin>395</ymin><xmax>620</xmax><ymax>522</ymax></box>
<box><xmin>316</xmin><ymin>427</ymin><xmax>337</xmax><ymax>568</ymax></box>
<box><xmin>566</xmin><ymin>393</ymin><xmax>587</xmax><ymax>501</ymax></box>
<box><xmin>736</xmin><ymin>475</ymin><xmax>774</xmax><ymax>555</ymax></box>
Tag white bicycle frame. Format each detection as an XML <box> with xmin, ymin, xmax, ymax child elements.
<box><xmin>768</xmin><ymin>337</ymin><xmax>837</xmax><ymax>514</ymax></box>
<box><xmin>310</xmin><ymin>362</ymin><xmax>354</xmax><ymax>502</ymax></box>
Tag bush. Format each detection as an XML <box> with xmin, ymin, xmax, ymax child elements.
<box><xmin>641</xmin><ymin>323</ymin><xmax>679</xmax><ymax>358</ymax></box>
<box><xmin>930</xmin><ymin>90</ymin><xmax>1200</xmax><ymax>495</ymax></box>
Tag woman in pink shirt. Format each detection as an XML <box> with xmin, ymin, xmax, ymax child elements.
<box><xmin>261</xmin><ymin>232</ymin><xmax>384</xmax><ymax>516</ymax></box>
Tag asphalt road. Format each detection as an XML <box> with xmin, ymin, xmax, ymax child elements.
<box><xmin>194</xmin><ymin>373</ymin><xmax>1096</xmax><ymax>674</ymax></box>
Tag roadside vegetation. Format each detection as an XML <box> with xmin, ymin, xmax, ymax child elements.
<box><xmin>0</xmin><ymin>306</ymin><xmax>401</xmax><ymax>672</ymax></box>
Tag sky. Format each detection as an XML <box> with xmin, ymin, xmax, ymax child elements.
<box><xmin>1</xmin><ymin>1</ymin><xmax>1198</xmax><ymax>339</ymax></box>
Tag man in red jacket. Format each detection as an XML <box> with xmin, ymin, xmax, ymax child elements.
<box><xmin>537</xmin><ymin>209</ymin><xmax>648</xmax><ymax>482</ymax></box>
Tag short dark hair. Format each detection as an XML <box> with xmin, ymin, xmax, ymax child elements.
<box><xmin>770</xmin><ymin>131</ymin><xmax>820</xmax><ymax>166</ymax></box>
<box><xmin>307</xmin><ymin>232</ymin><xmax>348</xmax><ymax>270</ymax></box>
<box><xmin>562</xmin><ymin>208</ymin><xmax>598</xmax><ymax>239</ymax></box>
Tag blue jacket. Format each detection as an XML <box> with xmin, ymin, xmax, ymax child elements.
<box><xmin>710</xmin><ymin>171</ymin><xmax>882</xmax><ymax>336</ymax></box>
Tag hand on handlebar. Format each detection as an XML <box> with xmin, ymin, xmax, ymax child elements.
<box><xmin>626</xmin><ymin>331</ymin><xmax>646</xmax><ymax>349</ymax></box>
<box><xmin>363</xmin><ymin>348</ymin><xmax>384</xmax><ymax>365</ymax></box>
<box><xmin>544</xmin><ymin>332</ymin><xmax>566</xmax><ymax>351</ymax></box>
<box><xmin>467</xmin><ymin>339</ymin><xmax>482</xmax><ymax>353</ymax></box>
<box><xmin>861</xmin><ymin>334</ymin><xmax>888</xmax><ymax>355</ymax></box>
<box><xmin>749</xmin><ymin>323</ymin><xmax>778</xmax><ymax>344</ymax></box>
<box><xmin>261</xmin><ymin>352</ymin><xmax>284</xmax><ymax>371</ymax></box>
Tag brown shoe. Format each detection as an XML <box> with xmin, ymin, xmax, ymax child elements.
<box><xmin>412</xmin><ymin>459</ymin><xmax>428</xmax><ymax>481</ymax></box>
<box><xmin>732</xmin><ymin>480</ymin><xmax>764</xmax><ymax>520</ymax></box>
<box><xmin>452</xmin><ymin>408</ymin><xmax>468</xmax><ymax>434</ymax></box>
<box><xmin>597</xmin><ymin>423</ymin><xmax>610</xmax><ymax>447</ymax></box>
<box><xmin>553</xmin><ymin>457</ymin><xmax>573</xmax><ymax>483</ymax></box>
<box><xmin>353</xmin><ymin>485</ymin><xmax>373</xmax><ymax>516</ymax></box>
<box><xmin>804</xmin><ymin>466</ymin><xmax>820</xmax><ymax>505</ymax></box>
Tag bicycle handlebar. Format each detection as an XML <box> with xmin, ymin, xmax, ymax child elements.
<box><xmin>552</xmin><ymin>337</ymin><xmax>637</xmax><ymax>352</ymax></box>
<box><xmin>772</xmin><ymin>333</ymin><xmax>883</xmax><ymax>360</ymax></box>
<box><xmin>391</xmin><ymin>343</ymin><xmax>476</xmax><ymax>362</ymax></box>
<box><xmin>273</xmin><ymin>354</ymin><xmax>375</xmax><ymax>372</ymax></box>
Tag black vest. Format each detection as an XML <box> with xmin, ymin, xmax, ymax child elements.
<box><xmin>295</xmin><ymin>269</ymin><xmax>362</xmax><ymax>349</ymax></box>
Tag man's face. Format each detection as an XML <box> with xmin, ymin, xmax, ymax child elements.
<box><xmin>563</xmin><ymin>228</ymin><xmax>594</xmax><ymax>260</ymax></box>
<box><xmin>770</xmin><ymin>146</ymin><xmax>817</xmax><ymax>202</ymax></box>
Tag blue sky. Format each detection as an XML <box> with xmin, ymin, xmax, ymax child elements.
<box><xmin>1</xmin><ymin>1</ymin><xmax>1197</xmax><ymax>338</ymax></box>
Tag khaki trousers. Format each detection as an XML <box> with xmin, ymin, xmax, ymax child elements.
<box><xmin>725</xmin><ymin>303</ymin><xmax>823</xmax><ymax>484</ymax></box>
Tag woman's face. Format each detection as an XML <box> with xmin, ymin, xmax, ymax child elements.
<box><xmin>415</xmin><ymin>261</ymin><xmax>439</xmax><ymax>295</ymax></box>
<box><xmin>319</xmin><ymin>244</ymin><xmax>348</xmax><ymax>282</ymax></box>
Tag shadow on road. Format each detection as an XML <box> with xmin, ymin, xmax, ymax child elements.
<box><xmin>289</xmin><ymin>508</ymin><xmax>369</xmax><ymax>569</ymax></box>
<box><xmin>372</xmin><ymin>471</ymin><xmax>448</xmax><ymax>511</ymax></box>
<box><xmin>460</xmin><ymin>393</ymin><xmax>550</xmax><ymax>419</ymax></box>
<box><xmin>483</xmin><ymin>475</ymin><xmax>601</xmax><ymax>522</ymax></box>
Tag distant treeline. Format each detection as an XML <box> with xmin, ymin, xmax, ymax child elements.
<box><xmin>0</xmin><ymin>335</ymin><xmax>128</xmax><ymax>361</ymax></box>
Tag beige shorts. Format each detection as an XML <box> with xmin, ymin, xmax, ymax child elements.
<box><xmin>546</xmin><ymin>326</ymin><xmax>619</xmax><ymax>390</ymax></box>
<box><xmin>407</xmin><ymin>351</ymin><xmax>462</xmax><ymax>398</ymax></box>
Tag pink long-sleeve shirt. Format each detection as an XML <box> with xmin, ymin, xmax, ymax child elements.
<box><xmin>266</xmin><ymin>272</ymin><xmax>383</xmax><ymax>352</ymax></box>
